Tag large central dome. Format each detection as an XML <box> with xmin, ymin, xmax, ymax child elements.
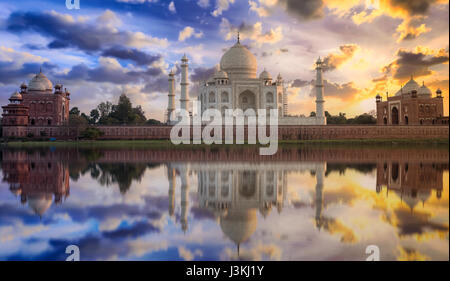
<box><xmin>220</xmin><ymin>42</ymin><xmax>257</xmax><ymax>80</ymax></box>
<box><xmin>28</xmin><ymin>71</ymin><xmax>53</xmax><ymax>92</ymax></box>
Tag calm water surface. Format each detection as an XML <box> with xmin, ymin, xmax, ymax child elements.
<box><xmin>0</xmin><ymin>145</ymin><xmax>448</xmax><ymax>261</ymax></box>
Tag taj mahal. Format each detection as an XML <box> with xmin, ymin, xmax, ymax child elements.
<box><xmin>166</xmin><ymin>35</ymin><xmax>326</xmax><ymax>125</ymax></box>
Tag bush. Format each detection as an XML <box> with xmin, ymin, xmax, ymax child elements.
<box><xmin>80</xmin><ymin>127</ymin><xmax>105</xmax><ymax>140</ymax></box>
<box><xmin>27</xmin><ymin>132</ymin><xmax>34</xmax><ymax>138</ymax></box>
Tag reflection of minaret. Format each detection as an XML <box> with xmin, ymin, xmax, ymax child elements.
<box><xmin>180</xmin><ymin>166</ymin><xmax>190</xmax><ymax>233</ymax></box>
<box><xmin>315</xmin><ymin>164</ymin><xmax>325</xmax><ymax>230</ymax></box>
<box><xmin>167</xmin><ymin>164</ymin><xmax>176</xmax><ymax>217</ymax></box>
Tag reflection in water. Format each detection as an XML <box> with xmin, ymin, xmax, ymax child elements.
<box><xmin>0</xmin><ymin>146</ymin><xmax>448</xmax><ymax>260</ymax></box>
<box><xmin>376</xmin><ymin>162</ymin><xmax>444</xmax><ymax>211</ymax></box>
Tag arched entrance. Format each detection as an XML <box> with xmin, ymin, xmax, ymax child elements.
<box><xmin>239</xmin><ymin>90</ymin><xmax>256</xmax><ymax>111</ymax></box>
<box><xmin>391</xmin><ymin>107</ymin><xmax>399</xmax><ymax>125</ymax></box>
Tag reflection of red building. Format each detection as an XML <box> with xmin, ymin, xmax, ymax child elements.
<box><xmin>1</xmin><ymin>151</ymin><xmax>70</xmax><ymax>216</ymax></box>
<box><xmin>376</xmin><ymin>162</ymin><xmax>445</xmax><ymax>210</ymax></box>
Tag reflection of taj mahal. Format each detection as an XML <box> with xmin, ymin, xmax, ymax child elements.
<box><xmin>166</xmin><ymin>162</ymin><xmax>326</xmax><ymax>252</ymax></box>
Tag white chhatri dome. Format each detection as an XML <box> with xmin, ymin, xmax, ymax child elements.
<box><xmin>28</xmin><ymin>71</ymin><xmax>53</xmax><ymax>92</ymax></box>
<box><xmin>220</xmin><ymin>41</ymin><xmax>257</xmax><ymax>79</ymax></box>
<box><xmin>418</xmin><ymin>82</ymin><xmax>432</xmax><ymax>97</ymax></box>
<box><xmin>395</xmin><ymin>77</ymin><xmax>419</xmax><ymax>96</ymax></box>
<box><xmin>214</xmin><ymin>68</ymin><xmax>228</xmax><ymax>79</ymax></box>
<box><xmin>10</xmin><ymin>91</ymin><xmax>22</xmax><ymax>100</ymax></box>
<box><xmin>259</xmin><ymin>69</ymin><xmax>271</xmax><ymax>80</ymax></box>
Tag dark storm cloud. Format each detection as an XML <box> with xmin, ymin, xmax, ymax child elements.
<box><xmin>5</xmin><ymin>10</ymin><xmax>166</xmax><ymax>67</ymax></box>
<box><xmin>291</xmin><ymin>79</ymin><xmax>310</xmax><ymax>88</ymax></box>
<box><xmin>7</xmin><ymin>11</ymin><xmax>107</xmax><ymax>51</ymax></box>
<box><xmin>55</xmin><ymin>63</ymin><xmax>163</xmax><ymax>85</ymax></box>
<box><xmin>0</xmin><ymin>61</ymin><xmax>57</xmax><ymax>84</ymax></box>
<box><xmin>389</xmin><ymin>0</ymin><xmax>441</xmax><ymax>16</ymax></box>
<box><xmin>101</xmin><ymin>46</ymin><xmax>162</xmax><ymax>66</ymax></box>
<box><xmin>393</xmin><ymin>208</ymin><xmax>449</xmax><ymax>236</ymax></box>
<box><xmin>279</xmin><ymin>0</ymin><xmax>324</xmax><ymax>21</ymax></box>
<box><xmin>190</xmin><ymin>66</ymin><xmax>216</xmax><ymax>82</ymax></box>
<box><xmin>382</xmin><ymin>48</ymin><xmax>449</xmax><ymax>80</ymax></box>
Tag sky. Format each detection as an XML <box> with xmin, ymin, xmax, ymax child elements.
<box><xmin>0</xmin><ymin>0</ymin><xmax>448</xmax><ymax>121</ymax></box>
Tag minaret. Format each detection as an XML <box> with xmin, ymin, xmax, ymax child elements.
<box><xmin>315</xmin><ymin>164</ymin><xmax>325</xmax><ymax>230</ymax></box>
<box><xmin>180</xmin><ymin>54</ymin><xmax>190</xmax><ymax>113</ymax></box>
<box><xmin>315</xmin><ymin>57</ymin><xmax>325</xmax><ymax>123</ymax></box>
<box><xmin>180</xmin><ymin>166</ymin><xmax>190</xmax><ymax>233</ymax></box>
<box><xmin>167</xmin><ymin>70</ymin><xmax>176</xmax><ymax>123</ymax></box>
<box><xmin>167</xmin><ymin>164</ymin><xmax>176</xmax><ymax>217</ymax></box>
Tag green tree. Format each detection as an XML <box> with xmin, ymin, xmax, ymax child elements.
<box><xmin>90</xmin><ymin>109</ymin><xmax>100</xmax><ymax>124</ymax></box>
<box><xmin>69</xmin><ymin>107</ymin><xmax>81</xmax><ymax>116</ymax></box>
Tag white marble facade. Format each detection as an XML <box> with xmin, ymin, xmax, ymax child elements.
<box><xmin>168</xmin><ymin>36</ymin><xmax>327</xmax><ymax>125</ymax></box>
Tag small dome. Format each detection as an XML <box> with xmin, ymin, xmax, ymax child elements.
<box><xmin>418</xmin><ymin>83</ymin><xmax>432</xmax><ymax>97</ymax></box>
<box><xmin>20</xmin><ymin>82</ymin><xmax>27</xmax><ymax>89</ymax></box>
<box><xmin>220</xmin><ymin>42</ymin><xmax>257</xmax><ymax>79</ymax></box>
<box><xmin>27</xmin><ymin>194</ymin><xmax>53</xmax><ymax>216</ymax></box>
<box><xmin>28</xmin><ymin>72</ymin><xmax>53</xmax><ymax>92</ymax></box>
<box><xmin>259</xmin><ymin>69</ymin><xmax>272</xmax><ymax>80</ymax></box>
<box><xmin>10</xmin><ymin>91</ymin><xmax>22</xmax><ymax>100</ymax></box>
<box><xmin>395</xmin><ymin>78</ymin><xmax>419</xmax><ymax>96</ymax></box>
<box><xmin>214</xmin><ymin>69</ymin><xmax>228</xmax><ymax>79</ymax></box>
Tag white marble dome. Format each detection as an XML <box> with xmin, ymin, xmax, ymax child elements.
<box><xmin>259</xmin><ymin>69</ymin><xmax>272</xmax><ymax>80</ymax></box>
<box><xmin>220</xmin><ymin>42</ymin><xmax>257</xmax><ymax>79</ymax></box>
<box><xmin>28</xmin><ymin>72</ymin><xmax>53</xmax><ymax>92</ymax></box>
<box><xmin>418</xmin><ymin>83</ymin><xmax>432</xmax><ymax>97</ymax></box>
<box><xmin>395</xmin><ymin>78</ymin><xmax>419</xmax><ymax>96</ymax></box>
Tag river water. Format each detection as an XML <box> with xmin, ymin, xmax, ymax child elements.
<box><xmin>0</xmin><ymin>144</ymin><xmax>448</xmax><ymax>261</ymax></box>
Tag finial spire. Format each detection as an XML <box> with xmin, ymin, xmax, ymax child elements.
<box><xmin>39</xmin><ymin>66</ymin><xmax>42</xmax><ymax>73</ymax></box>
<box><xmin>237</xmin><ymin>31</ymin><xmax>240</xmax><ymax>43</ymax></box>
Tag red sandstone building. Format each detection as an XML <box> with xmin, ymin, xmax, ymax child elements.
<box><xmin>2</xmin><ymin>70</ymin><xmax>70</xmax><ymax>137</ymax></box>
<box><xmin>376</xmin><ymin>77</ymin><xmax>448</xmax><ymax>125</ymax></box>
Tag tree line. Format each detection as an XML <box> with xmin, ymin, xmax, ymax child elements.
<box><xmin>309</xmin><ymin>111</ymin><xmax>377</xmax><ymax>124</ymax></box>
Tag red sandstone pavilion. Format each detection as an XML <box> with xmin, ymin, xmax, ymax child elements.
<box><xmin>1</xmin><ymin>70</ymin><xmax>449</xmax><ymax>140</ymax></box>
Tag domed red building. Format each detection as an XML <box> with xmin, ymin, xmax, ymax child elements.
<box><xmin>2</xmin><ymin>70</ymin><xmax>70</xmax><ymax>138</ymax></box>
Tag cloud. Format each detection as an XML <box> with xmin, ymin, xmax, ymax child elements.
<box><xmin>6</xmin><ymin>10</ymin><xmax>168</xmax><ymax>52</ymax></box>
<box><xmin>197</xmin><ymin>0</ymin><xmax>210</xmax><ymax>8</ymax></box>
<box><xmin>291</xmin><ymin>79</ymin><xmax>310</xmax><ymax>88</ymax></box>
<box><xmin>220</xmin><ymin>19</ymin><xmax>283</xmax><ymax>45</ymax></box>
<box><xmin>396</xmin><ymin>16</ymin><xmax>431</xmax><ymax>42</ymax></box>
<box><xmin>347</xmin><ymin>0</ymin><xmax>447</xmax><ymax>41</ymax></box>
<box><xmin>321</xmin><ymin>44</ymin><xmax>360</xmax><ymax>72</ymax></box>
<box><xmin>249</xmin><ymin>0</ymin><xmax>277</xmax><ymax>17</ymax></box>
<box><xmin>310</xmin><ymin>79</ymin><xmax>360</xmax><ymax>100</ymax></box>
<box><xmin>212</xmin><ymin>0</ymin><xmax>236</xmax><ymax>17</ymax></box>
<box><xmin>101</xmin><ymin>46</ymin><xmax>162</xmax><ymax>66</ymax></box>
<box><xmin>177</xmin><ymin>246</ymin><xmax>203</xmax><ymax>261</ymax></box>
<box><xmin>56</xmin><ymin>57</ymin><xmax>164</xmax><ymax>85</ymax></box>
<box><xmin>190</xmin><ymin>66</ymin><xmax>217</xmax><ymax>82</ymax></box>
<box><xmin>168</xmin><ymin>1</ymin><xmax>176</xmax><ymax>13</ymax></box>
<box><xmin>178</xmin><ymin>26</ymin><xmax>204</xmax><ymax>42</ymax></box>
<box><xmin>279</xmin><ymin>0</ymin><xmax>325</xmax><ymax>21</ymax></box>
<box><xmin>382</xmin><ymin>46</ymin><xmax>449</xmax><ymax>81</ymax></box>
